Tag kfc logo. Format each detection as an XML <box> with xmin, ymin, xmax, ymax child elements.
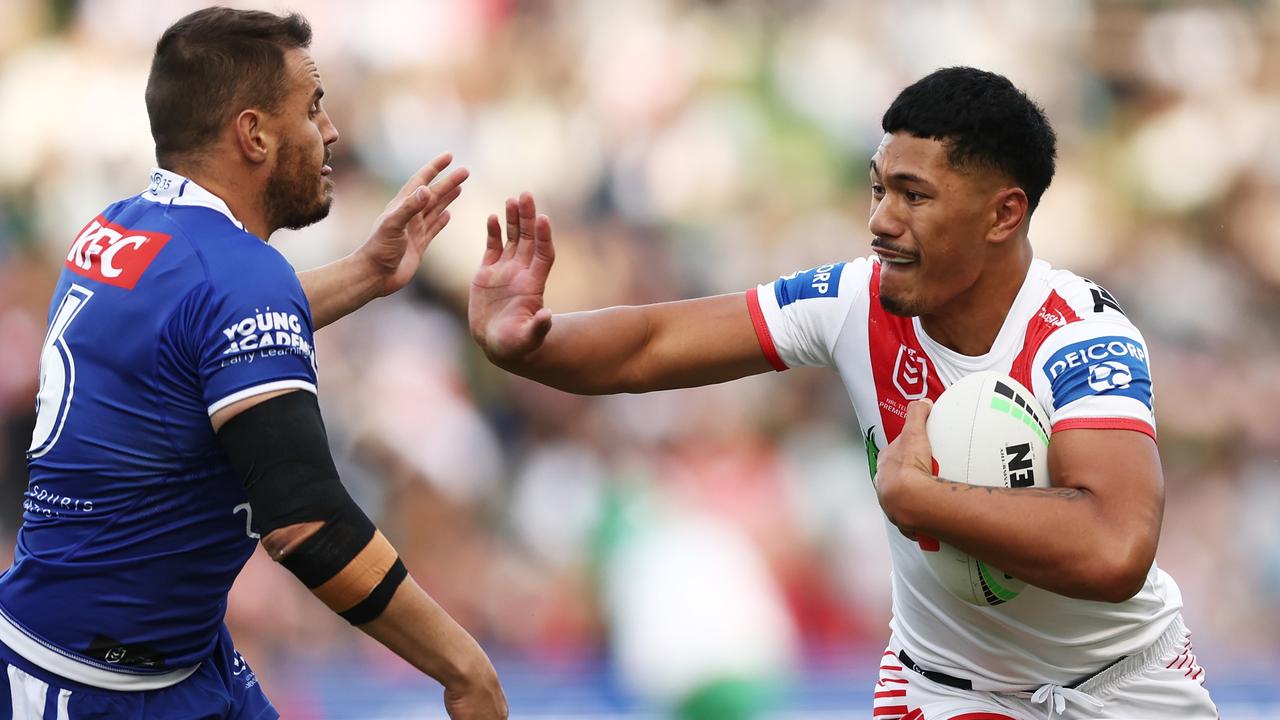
<box><xmin>892</xmin><ymin>344</ymin><xmax>929</xmax><ymax>400</ymax></box>
<box><xmin>65</xmin><ymin>216</ymin><xmax>170</xmax><ymax>290</ymax></box>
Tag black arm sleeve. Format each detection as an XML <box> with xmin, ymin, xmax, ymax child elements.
<box><xmin>216</xmin><ymin>389</ymin><xmax>354</xmax><ymax>535</ymax></box>
<box><xmin>216</xmin><ymin>390</ymin><xmax>404</xmax><ymax>623</ymax></box>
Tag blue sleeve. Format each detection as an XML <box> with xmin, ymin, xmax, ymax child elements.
<box><xmin>186</xmin><ymin>247</ymin><xmax>318</xmax><ymax>416</ymax></box>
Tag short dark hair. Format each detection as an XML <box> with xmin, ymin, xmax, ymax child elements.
<box><xmin>882</xmin><ymin>67</ymin><xmax>1057</xmax><ymax>214</ymax></box>
<box><xmin>145</xmin><ymin>7</ymin><xmax>312</xmax><ymax>167</ymax></box>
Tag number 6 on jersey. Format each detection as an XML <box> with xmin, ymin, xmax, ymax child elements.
<box><xmin>28</xmin><ymin>284</ymin><xmax>94</xmax><ymax>458</ymax></box>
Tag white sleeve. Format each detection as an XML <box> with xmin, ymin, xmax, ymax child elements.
<box><xmin>1029</xmin><ymin>317</ymin><xmax>1157</xmax><ymax>440</ymax></box>
<box><xmin>746</xmin><ymin>258</ymin><xmax>868</xmax><ymax>370</ymax></box>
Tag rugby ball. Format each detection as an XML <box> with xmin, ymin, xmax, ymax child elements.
<box><xmin>921</xmin><ymin>371</ymin><xmax>1051</xmax><ymax>606</ymax></box>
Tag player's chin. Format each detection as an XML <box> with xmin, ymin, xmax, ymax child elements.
<box><xmin>314</xmin><ymin>195</ymin><xmax>334</xmax><ymax>221</ymax></box>
<box><xmin>879</xmin><ymin>269</ymin><xmax>925</xmax><ymax>317</ymax></box>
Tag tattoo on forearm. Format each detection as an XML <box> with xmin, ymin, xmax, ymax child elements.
<box><xmin>928</xmin><ymin>475</ymin><xmax>1086</xmax><ymax>501</ymax></box>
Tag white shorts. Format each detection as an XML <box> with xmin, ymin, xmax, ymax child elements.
<box><xmin>871</xmin><ymin>615</ymin><xmax>1218</xmax><ymax>719</ymax></box>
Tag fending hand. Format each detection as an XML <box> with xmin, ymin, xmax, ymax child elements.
<box><xmin>468</xmin><ymin>192</ymin><xmax>556</xmax><ymax>364</ymax></box>
<box><xmin>357</xmin><ymin>152</ymin><xmax>469</xmax><ymax>298</ymax></box>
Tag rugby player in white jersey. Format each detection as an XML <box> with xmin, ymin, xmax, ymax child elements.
<box><xmin>466</xmin><ymin>67</ymin><xmax>1219</xmax><ymax>719</ymax></box>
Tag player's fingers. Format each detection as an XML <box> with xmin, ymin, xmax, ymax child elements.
<box><xmin>482</xmin><ymin>214</ymin><xmax>503</xmax><ymax>266</ymax></box>
<box><xmin>396</xmin><ymin>152</ymin><xmax>453</xmax><ymax>201</ymax></box>
<box><xmin>383</xmin><ymin>186</ymin><xmax>431</xmax><ymax>229</ymax></box>
<box><xmin>501</xmin><ymin>198</ymin><xmax>519</xmax><ymax>261</ymax></box>
<box><xmin>903</xmin><ymin>398</ymin><xmax>933</xmax><ymax>433</ymax></box>
<box><xmin>529</xmin><ymin>214</ymin><xmax>555</xmax><ymax>277</ymax></box>
<box><xmin>421</xmin><ymin>186</ymin><xmax>462</xmax><ymax>222</ymax></box>
<box><xmin>423</xmin><ymin>209</ymin><xmax>451</xmax><ymax>240</ymax></box>
<box><xmin>515</xmin><ymin>192</ymin><xmax>537</xmax><ymax>266</ymax></box>
<box><xmin>420</xmin><ymin>168</ymin><xmax>469</xmax><ymax>213</ymax></box>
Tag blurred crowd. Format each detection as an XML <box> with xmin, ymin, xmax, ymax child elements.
<box><xmin>1</xmin><ymin>0</ymin><xmax>1279</xmax><ymax>716</ymax></box>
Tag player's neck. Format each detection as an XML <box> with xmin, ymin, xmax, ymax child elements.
<box><xmin>169</xmin><ymin>160</ymin><xmax>273</xmax><ymax>241</ymax></box>
<box><xmin>918</xmin><ymin>243</ymin><xmax>1033</xmax><ymax>357</ymax></box>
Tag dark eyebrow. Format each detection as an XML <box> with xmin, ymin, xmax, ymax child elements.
<box><xmin>870</xmin><ymin>159</ymin><xmax>931</xmax><ymax>187</ymax></box>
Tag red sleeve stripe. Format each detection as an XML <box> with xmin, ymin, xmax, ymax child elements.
<box><xmin>745</xmin><ymin>287</ymin><xmax>788</xmax><ymax>372</ymax></box>
<box><xmin>1051</xmin><ymin>417</ymin><xmax>1156</xmax><ymax>442</ymax></box>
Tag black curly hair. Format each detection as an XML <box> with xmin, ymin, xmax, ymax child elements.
<box><xmin>882</xmin><ymin>67</ymin><xmax>1057</xmax><ymax>214</ymax></box>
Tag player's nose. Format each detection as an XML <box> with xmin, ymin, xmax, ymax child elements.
<box><xmin>868</xmin><ymin>195</ymin><xmax>904</xmax><ymax>239</ymax></box>
<box><xmin>320</xmin><ymin>110</ymin><xmax>339</xmax><ymax>145</ymax></box>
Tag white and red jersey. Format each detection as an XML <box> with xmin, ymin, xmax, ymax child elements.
<box><xmin>747</xmin><ymin>256</ymin><xmax>1183</xmax><ymax>691</ymax></box>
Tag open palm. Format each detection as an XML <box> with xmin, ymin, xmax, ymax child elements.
<box><xmin>469</xmin><ymin>192</ymin><xmax>556</xmax><ymax>363</ymax></box>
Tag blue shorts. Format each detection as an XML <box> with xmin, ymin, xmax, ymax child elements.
<box><xmin>0</xmin><ymin>625</ymin><xmax>276</xmax><ymax>719</ymax></box>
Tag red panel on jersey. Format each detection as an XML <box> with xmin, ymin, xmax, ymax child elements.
<box><xmin>867</xmin><ymin>263</ymin><xmax>944</xmax><ymax>444</ymax></box>
<box><xmin>1008</xmin><ymin>290</ymin><xmax>1080</xmax><ymax>390</ymax></box>
<box><xmin>65</xmin><ymin>215</ymin><xmax>170</xmax><ymax>291</ymax></box>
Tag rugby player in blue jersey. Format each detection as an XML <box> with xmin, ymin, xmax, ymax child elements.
<box><xmin>3</xmin><ymin>7</ymin><xmax>506</xmax><ymax>719</ymax></box>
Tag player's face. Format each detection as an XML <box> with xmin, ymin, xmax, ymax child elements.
<box><xmin>264</xmin><ymin>48</ymin><xmax>339</xmax><ymax>232</ymax></box>
<box><xmin>868</xmin><ymin>133</ymin><xmax>996</xmax><ymax>318</ymax></box>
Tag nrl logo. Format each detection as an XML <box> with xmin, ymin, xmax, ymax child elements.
<box><xmin>892</xmin><ymin>344</ymin><xmax>929</xmax><ymax>400</ymax></box>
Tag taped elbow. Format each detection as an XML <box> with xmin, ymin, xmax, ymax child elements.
<box><xmin>279</xmin><ymin>506</ymin><xmax>409</xmax><ymax>625</ymax></box>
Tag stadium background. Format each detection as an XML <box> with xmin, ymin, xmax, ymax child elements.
<box><xmin>0</xmin><ymin>0</ymin><xmax>1278</xmax><ymax>717</ymax></box>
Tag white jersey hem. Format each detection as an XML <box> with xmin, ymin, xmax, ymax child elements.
<box><xmin>0</xmin><ymin>607</ymin><xmax>200</xmax><ymax>691</ymax></box>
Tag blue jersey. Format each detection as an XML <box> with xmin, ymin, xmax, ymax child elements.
<box><xmin>0</xmin><ymin>169</ymin><xmax>318</xmax><ymax>691</ymax></box>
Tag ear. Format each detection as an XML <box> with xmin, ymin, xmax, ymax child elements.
<box><xmin>233</xmin><ymin>109</ymin><xmax>271</xmax><ymax>166</ymax></box>
<box><xmin>987</xmin><ymin>187</ymin><xmax>1029</xmax><ymax>245</ymax></box>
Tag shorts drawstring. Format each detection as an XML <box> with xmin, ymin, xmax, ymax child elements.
<box><xmin>1030</xmin><ymin>683</ymin><xmax>1104</xmax><ymax>718</ymax></box>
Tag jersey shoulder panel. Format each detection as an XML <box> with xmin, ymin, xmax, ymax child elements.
<box><xmin>1029</xmin><ymin>268</ymin><xmax>1155</xmax><ymax>437</ymax></box>
<box><xmin>748</xmin><ymin>257</ymin><xmax>871</xmax><ymax>369</ymax></box>
<box><xmin>153</xmin><ymin>207</ymin><xmax>319</xmax><ymax>415</ymax></box>
<box><xmin>1040</xmin><ymin>266</ymin><xmax>1135</xmax><ymax>322</ymax></box>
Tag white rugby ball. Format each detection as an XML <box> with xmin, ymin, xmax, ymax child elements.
<box><xmin>921</xmin><ymin>371</ymin><xmax>1051</xmax><ymax>606</ymax></box>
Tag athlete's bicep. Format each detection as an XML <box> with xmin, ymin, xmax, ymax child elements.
<box><xmin>1048</xmin><ymin>428</ymin><xmax>1164</xmax><ymax>588</ymax></box>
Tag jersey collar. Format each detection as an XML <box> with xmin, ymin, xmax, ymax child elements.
<box><xmin>913</xmin><ymin>259</ymin><xmax>1050</xmax><ymax>369</ymax></box>
<box><xmin>140</xmin><ymin>168</ymin><xmax>246</xmax><ymax>231</ymax></box>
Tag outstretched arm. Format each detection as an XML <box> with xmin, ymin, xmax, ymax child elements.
<box><xmin>875</xmin><ymin>400</ymin><xmax>1163</xmax><ymax>603</ymax></box>
<box><xmin>469</xmin><ymin>193</ymin><xmax>773</xmax><ymax>394</ymax></box>
<box><xmin>301</xmin><ymin>153</ymin><xmax>469</xmax><ymax>330</ymax></box>
<box><xmin>213</xmin><ymin>390</ymin><xmax>507</xmax><ymax>719</ymax></box>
